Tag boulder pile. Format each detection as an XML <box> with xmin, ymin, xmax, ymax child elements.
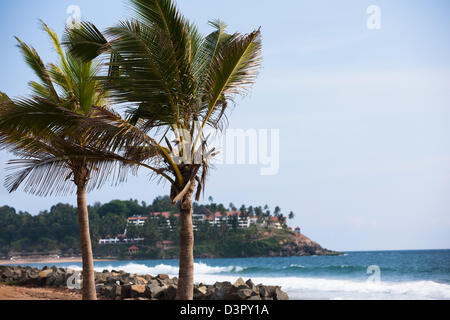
<box><xmin>0</xmin><ymin>265</ymin><xmax>289</xmax><ymax>300</ymax></box>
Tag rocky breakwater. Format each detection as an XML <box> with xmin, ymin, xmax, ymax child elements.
<box><xmin>0</xmin><ymin>265</ymin><xmax>288</xmax><ymax>300</ymax></box>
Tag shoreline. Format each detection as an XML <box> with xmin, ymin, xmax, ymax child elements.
<box><xmin>0</xmin><ymin>257</ymin><xmax>114</xmax><ymax>266</ymax></box>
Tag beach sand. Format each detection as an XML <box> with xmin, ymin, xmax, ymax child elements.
<box><xmin>0</xmin><ymin>284</ymin><xmax>82</xmax><ymax>300</ymax></box>
<box><xmin>0</xmin><ymin>257</ymin><xmax>113</xmax><ymax>266</ymax></box>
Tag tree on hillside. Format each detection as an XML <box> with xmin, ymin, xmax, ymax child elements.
<box><xmin>274</xmin><ymin>206</ymin><xmax>281</xmax><ymax>217</ymax></box>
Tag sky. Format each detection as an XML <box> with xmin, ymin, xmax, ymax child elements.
<box><xmin>0</xmin><ymin>0</ymin><xmax>449</xmax><ymax>251</ymax></box>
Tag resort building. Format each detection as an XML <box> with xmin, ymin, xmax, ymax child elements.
<box><xmin>100</xmin><ymin>210</ymin><xmax>292</xmax><ymax>245</ymax></box>
<box><xmin>127</xmin><ymin>216</ymin><xmax>148</xmax><ymax>227</ymax></box>
<box><xmin>151</xmin><ymin>212</ymin><xmax>180</xmax><ymax>229</ymax></box>
<box><xmin>128</xmin><ymin>246</ymin><xmax>139</xmax><ymax>254</ymax></box>
<box><xmin>192</xmin><ymin>211</ymin><xmax>259</xmax><ymax>229</ymax></box>
<box><xmin>269</xmin><ymin>217</ymin><xmax>283</xmax><ymax>229</ymax></box>
<box><xmin>156</xmin><ymin>240</ymin><xmax>175</xmax><ymax>250</ymax></box>
<box><xmin>99</xmin><ymin>237</ymin><xmax>121</xmax><ymax>244</ymax></box>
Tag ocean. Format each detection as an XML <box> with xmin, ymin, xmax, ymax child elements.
<box><xmin>23</xmin><ymin>249</ymin><xmax>450</xmax><ymax>300</ymax></box>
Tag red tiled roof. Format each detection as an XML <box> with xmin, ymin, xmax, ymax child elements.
<box><xmin>128</xmin><ymin>216</ymin><xmax>148</xmax><ymax>221</ymax></box>
<box><xmin>152</xmin><ymin>212</ymin><xmax>172</xmax><ymax>219</ymax></box>
<box><xmin>129</xmin><ymin>246</ymin><xmax>139</xmax><ymax>250</ymax></box>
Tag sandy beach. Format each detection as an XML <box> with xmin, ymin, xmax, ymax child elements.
<box><xmin>0</xmin><ymin>284</ymin><xmax>82</xmax><ymax>300</ymax></box>
<box><xmin>0</xmin><ymin>257</ymin><xmax>113</xmax><ymax>266</ymax></box>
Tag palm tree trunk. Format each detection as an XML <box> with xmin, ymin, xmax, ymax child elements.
<box><xmin>76</xmin><ymin>182</ymin><xmax>97</xmax><ymax>300</ymax></box>
<box><xmin>175</xmin><ymin>180</ymin><xmax>195</xmax><ymax>300</ymax></box>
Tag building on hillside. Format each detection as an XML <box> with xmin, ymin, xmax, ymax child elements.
<box><xmin>191</xmin><ymin>211</ymin><xmax>259</xmax><ymax>229</ymax></box>
<box><xmin>295</xmin><ymin>227</ymin><xmax>301</xmax><ymax>235</ymax></box>
<box><xmin>128</xmin><ymin>245</ymin><xmax>139</xmax><ymax>254</ymax></box>
<box><xmin>99</xmin><ymin>237</ymin><xmax>121</xmax><ymax>244</ymax></box>
<box><xmin>156</xmin><ymin>240</ymin><xmax>174</xmax><ymax>250</ymax></box>
<box><xmin>269</xmin><ymin>217</ymin><xmax>283</xmax><ymax>230</ymax></box>
<box><xmin>127</xmin><ymin>216</ymin><xmax>148</xmax><ymax>227</ymax></box>
<box><xmin>151</xmin><ymin>211</ymin><xmax>180</xmax><ymax>230</ymax></box>
<box><xmin>98</xmin><ymin>233</ymin><xmax>144</xmax><ymax>245</ymax></box>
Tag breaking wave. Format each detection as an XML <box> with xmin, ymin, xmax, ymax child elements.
<box><xmin>60</xmin><ymin>260</ymin><xmax>450</xmax><ymax>299</ymax></box>
<box><xmin>67</xmin><ymin>262</ymin><xmax>243</xmax><ymax>276</ymax></box>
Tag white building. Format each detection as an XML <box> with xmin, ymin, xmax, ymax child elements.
<box><xmin>127</xmin><ymin>216</ymin><xmax>148</xmax><ymax>227</ymax></box>
<box><xmin>192</xmin><ymin>212</ymin><xmax>258</xmax><ymax>230</ymax></box>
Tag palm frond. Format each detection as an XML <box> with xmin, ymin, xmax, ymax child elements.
<box><xmin>5</xmin><ymin>156</ymin><xmax>74</xmax><ymax>196</ymax></box>
<box><xmin>15</xmin><ymin>37</ymin><xmax>60</xmax><ymax>102</ymax></box>
<box><xmin>64</xmin><ymin>21</ymin><xmax>110</xmax><ymax>61</ymax></box>
<box><xmin>0</xmin><ymin>91</ymin><xmax>12</xmax><ymax>104</ymax></box>
<box><xmin>200</xmin><ymin>28</ymin><xmax>262</xmax><ymax>128</ymax></box>
<box><xmin>193</xmin><ymin>19</ymin><xmax>230</xmax><ymax>89</ymax></box>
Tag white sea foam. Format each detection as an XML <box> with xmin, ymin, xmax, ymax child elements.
<box><xmin>67</xmin><ymin>262</ymin><xmax>243</xmax><ymax>276</ymax></box>
<box><xmin>194</xmin><ymin>274</ymin><xmax>450</xmax><ymax>300</ymax></box>
<box><xmin>286</xmin><ymin>264</ymin><xmax>304</xmax><ymax>268</ymax></box>
<box><xmin>66</xmin><ymin>262</ymin><xmax>450</xmax><ymax>300</ymax></box>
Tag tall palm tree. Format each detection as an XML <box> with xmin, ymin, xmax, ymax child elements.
<box><xmin>65</xmin><ymin>0</ymin><xmax>262</xmax><ymax>300</ymax></box>
<box><xmin>0</xmin><ymin>21</ymin><xmax>125</xmax><ymax>300</ymax></box>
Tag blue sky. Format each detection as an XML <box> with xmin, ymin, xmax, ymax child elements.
<box><xmin>0</xmin><ymin>0</ymin><xmax>449</xmax><ymax>251</ymax></box>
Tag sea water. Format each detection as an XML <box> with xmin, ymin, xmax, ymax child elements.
<box><xmin>22</xmin><ymin>249</ymin><xmax>450</xmax><ymax>300</ymax></box>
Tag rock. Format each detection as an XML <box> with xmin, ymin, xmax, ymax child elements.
<box><xmin>258</xmin><ymin>285</ymin><xmax>274</xmax><ymax>299</ymax></box>
<box><xmin>121</xmin><ymin>284</ymin><xmax>132</xmax><ymax>299</ymax></box>
<box><xmin>135</xmin><ymin>276</ymin><xmax>147</xmax><ymax>285</ymax></box>
<box><xmin>0</xmin><ymin>267</ymin><xmax>14</xmax><ymax>281</ymax></box>
<box><xmin>233</xmin><ymin>277</ymin><xmax>247</xmax><ymax>288</ymax></box>
<box><xmin>144</xmin><ymin>274</ymin><xmax>154</xmax><ymax>281</ymax></box>
<box><xmin>158</xmin><ymin>274</ymin><xmax>169</xmax><ymax>280</ymax></box>
<box><xmin>95</xmin><ymin>272</ymin><xmax>109</xmax><ymax>284</ymax></box>
<box><xmin>245</xmin><ymin>279</ymin><xmax>256</xmax><ymax>291</ymax></box>
<box><xmin>257</xmin><ymin>285</ymin><xmax>288</xmax><ymax>300</ymax></box>
<box><xmin>131</xmin><ymin>284</ymin><xmax>146</xmax><ymax>298</ymax></box>
<box><xmin>112</xmin><ymin>284</ymin><xmax>123</xmax><ymax>299</ymax></box>
<box><xmin>197</xmin><ymin>286</ymin><xmax>208</xmax><ymax>295</ymax></box>
<box><xmin>161</xmin><ymin>285</ymin><xmax>177</xmax><ymax>300</ymax></box>
<box><xmin>210</xmin><ymin>281</ymin><xmax>232</xmax><ymax>300</ymax></box>
<box><xmin>274</xmin><ymin>287</ymin><xmax>289</xmax><ymax>300</ymax></box>
<box><xmin>0</xmin><ymin>267</ymin><xmax>287</xmax><ymax>301</ymax></box>
<box><xmin>145</xmin><ymin>281</ymin><xmax>167</xmax><ymax>299</ymax></box>
<box><xmin>38</xmin><ymin>269</ymin><xmax>53</xmax><ymax>279</ymax></box>
<box><xmin>235</xmin><ymin>288</ymin><xmax>253</xmax><ymax>300</ymax></box>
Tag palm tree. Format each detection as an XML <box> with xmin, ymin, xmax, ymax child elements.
<box><xmin>65</xmin><ymin>0</ymin><xmax>262</xmax><ymax>300</ymax></box>
<box><xmin>0</xmin><ymin>22</ymin><xmax>125</xmax><ymax>300</ymax></box>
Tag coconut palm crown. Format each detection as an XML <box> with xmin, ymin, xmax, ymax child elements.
<box><xmin>64</xmin><ymin>0</ymin><xmax>262</xmax><ymax>300</ymax></box>
<box><xmin>0</xmin><ymin>21</ymin><xmax>129</xmax><ymax>300</ymax></box>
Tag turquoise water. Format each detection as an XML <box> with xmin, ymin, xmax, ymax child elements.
<box><xmin>19</xmin><ymin>249</ymin><xmax>450</xmax><ymax>300</ymax></box>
